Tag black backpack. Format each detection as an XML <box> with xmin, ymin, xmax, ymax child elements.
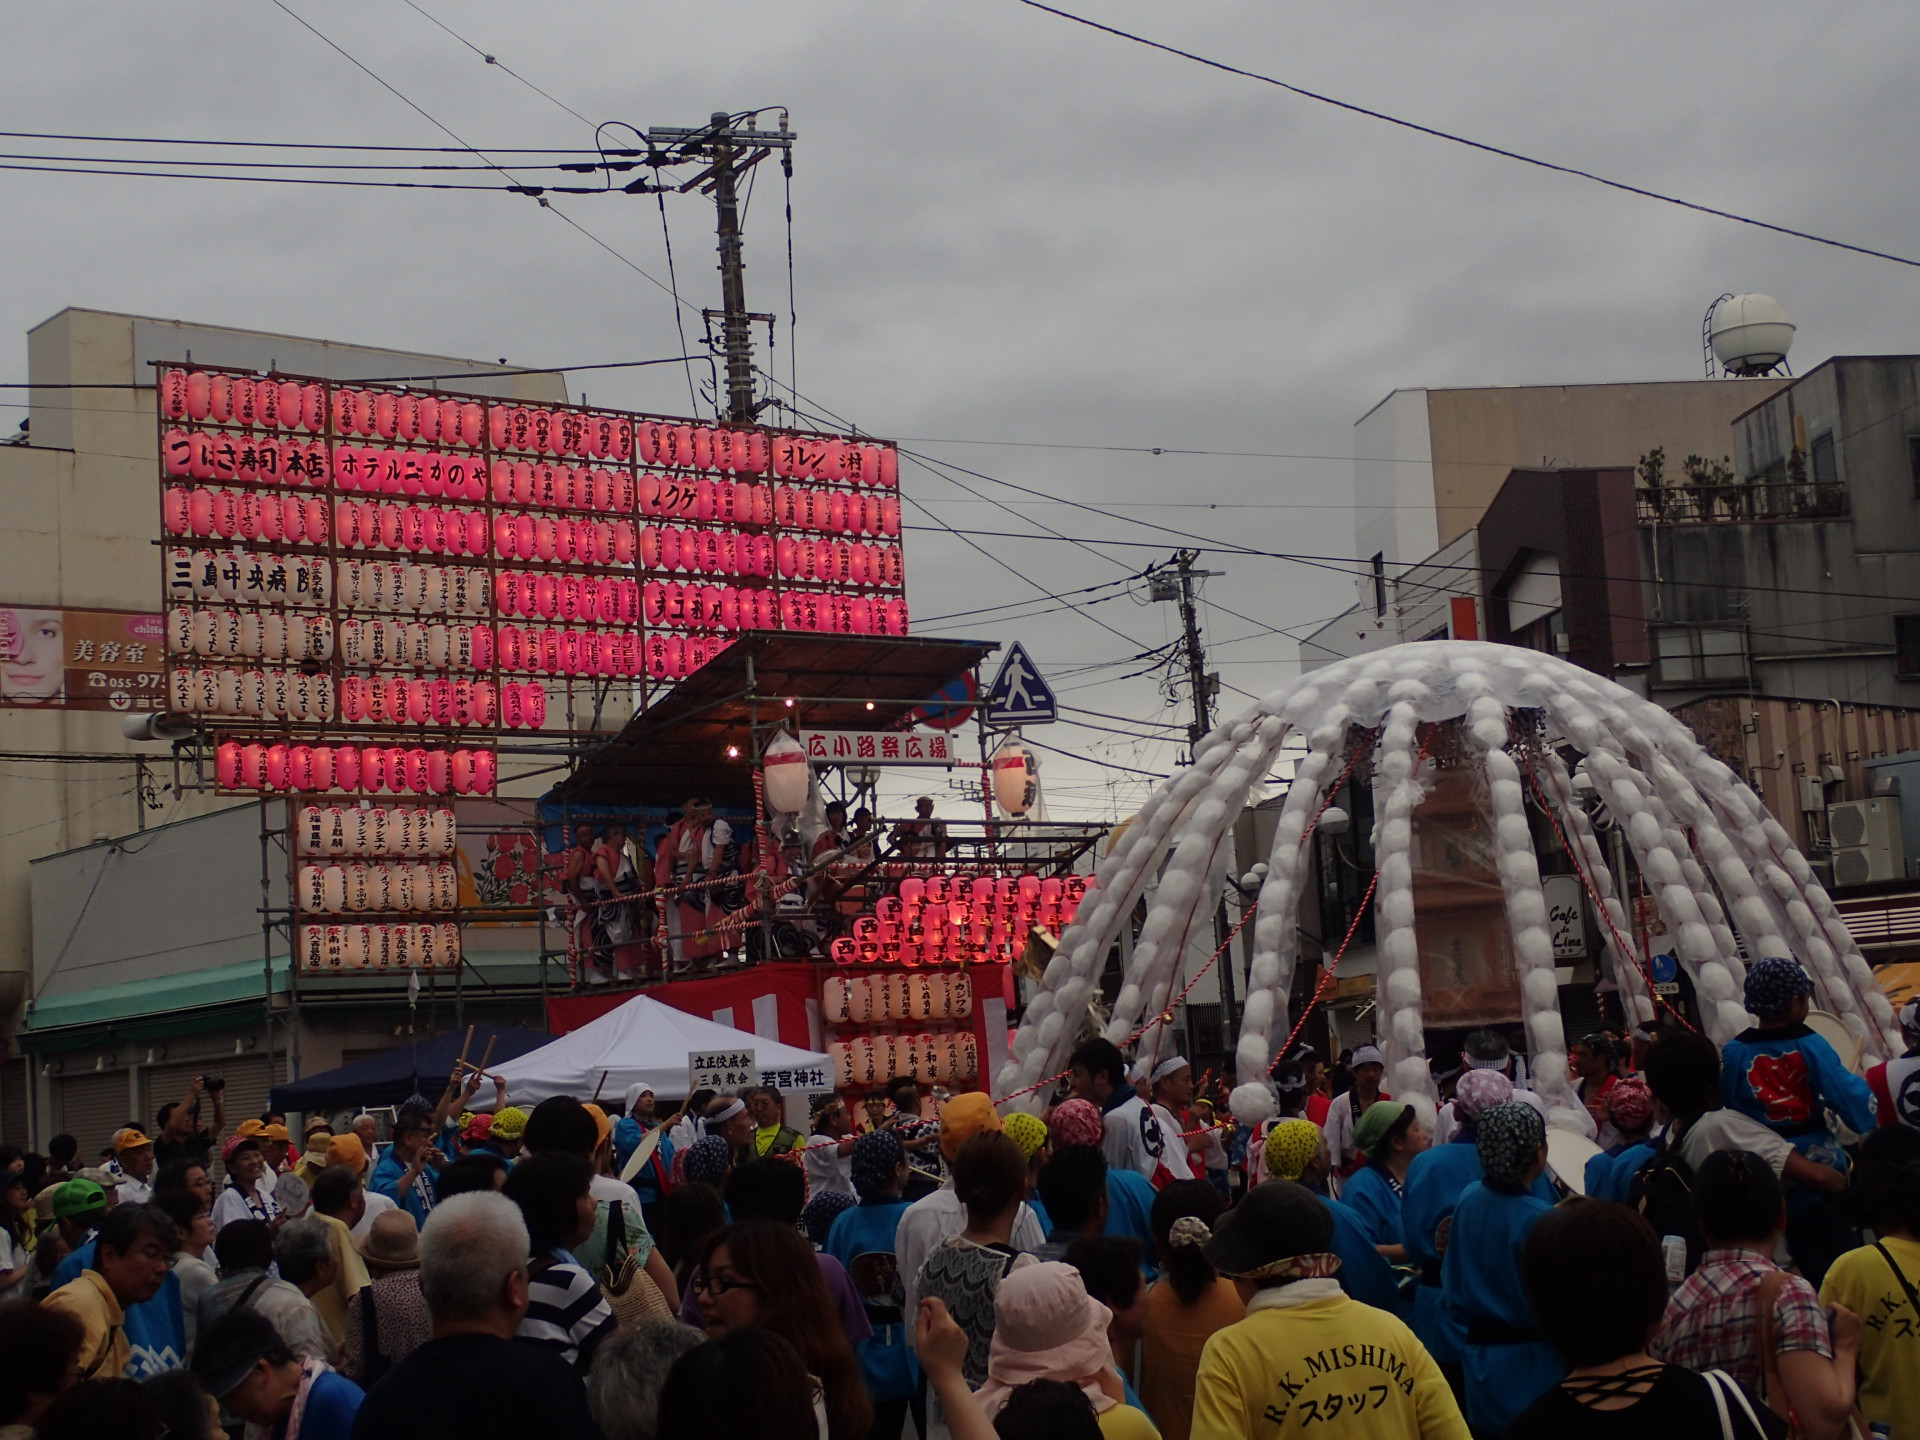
<box><xmin>1626</xmin><ymin>1123</ymin><xmax>1705</xmax><ymax>1278</ymax></box>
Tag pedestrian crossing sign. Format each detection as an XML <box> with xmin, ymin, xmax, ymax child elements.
<box><xmin>985</xmin><ymin>642</ymin><xmax>1057</xmax><ymax>724</ymax></box>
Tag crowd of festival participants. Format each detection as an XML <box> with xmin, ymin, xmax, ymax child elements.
<box><xmin>0</xmin><ymin>954</ymin><xmax>1916</xmax><ymax>1438</ymax></box>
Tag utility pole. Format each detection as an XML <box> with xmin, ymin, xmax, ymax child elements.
<box><xmin>645</xmin><ymin>111</ymin><xmax>795</xmax><ymax>424</ymax></box>
<box><xmin>1151</xmin><ymin>550</ymin><xmax>1237</xmax><ymax>1050</ymax></box>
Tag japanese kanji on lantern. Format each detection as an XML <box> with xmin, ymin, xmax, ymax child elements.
<box><xmin>154</xmin><ymin>362</ymin><xmax>911</xmax><ymax>799</ymax></box>
<box><xmin>293</xmin><ymin>803</ymin><xmax>462</xmax><ymax>974</ymax></box>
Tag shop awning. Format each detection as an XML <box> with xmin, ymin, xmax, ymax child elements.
<box><xmin>548</xmin><ymin>632</ymin><xmax>997</xmax><ymax>810</ymax></box>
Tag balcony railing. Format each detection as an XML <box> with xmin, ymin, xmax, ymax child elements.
<box><xmin>1635</xmin><ymin>481</ymin><xmax>1848</xmax><ymax>525</ymax></box>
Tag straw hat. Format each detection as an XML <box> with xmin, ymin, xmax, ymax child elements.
<box><xmin>354</xmin><ymin>1209</ymin><xmax>421</xmax><ymax>1270</ymax></box>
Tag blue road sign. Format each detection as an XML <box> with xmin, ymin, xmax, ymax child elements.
<box><xmin>985</xmin><ymin>642</ymin><xmax>1057</xmax><ymax>725</ymax></box>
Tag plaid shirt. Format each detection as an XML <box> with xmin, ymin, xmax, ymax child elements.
<box><xmin>1652</xmin><ymin>1247</ymin><xmax>1831</xmax><ymax>1394</ymax></box>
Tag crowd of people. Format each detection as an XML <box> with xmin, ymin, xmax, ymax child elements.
<box><xmin>0</xmin><ymin>953</ymin><xmax>1915</xmax><ymax>1439</ymax></box>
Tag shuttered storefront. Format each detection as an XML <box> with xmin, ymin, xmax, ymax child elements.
<box><xmin>147</xmin><ymin>1054</ymin><xmax>283</xmax><ymax>1187</ymax></box>
<box><xmin>52</xmin><ymin>1071</ymin><xmax>134</xmax><ymax>1167</ymax></box>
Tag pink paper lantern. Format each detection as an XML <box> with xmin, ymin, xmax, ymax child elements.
<box><xmin>334</xmin><ymin>746</ymin><xmax>362</xmax><ymax>792</ymax></box>
<box><xmin>183</xmin><ymin>371</ymin><xmax>212</xmax><ymax>420</ymax></box>
<box><xmin>472</xmin><ymin>680</ymin><xmax>496</xmax><ymax>725</ymax></box>
<box><xmin>451</xmin><ymin>750</ymin><xmax>475</xmax><ymax>794</ymax></box>
<box><xmin>664</xmin><ymin>634</ymin><xmax>686</xmax><ymax>678</ymax></box>
<box><xmin>737</xmin><ymin>431</ymin><xmax>765</xmax><ymax>474</ymax></box>
<box><xmin>472</xmin><ymin>749</ymin><xmax>497</xmax><ymax>792</ymax></box>
<box><xmin>217</xmin><ymin>741</ymin><xmax>242</xmax><ymax>789</ymax></box>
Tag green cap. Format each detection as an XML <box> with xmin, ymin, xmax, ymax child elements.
<box><xmin>1353</xmin><ymin>1100</ymin><xmax>1414</xmax><ymax>1160</ymax></box>
<box><xmin>51</xmin><ymin>1177</ymin><xmax>107</xmax><ymax>1220</ymax></box>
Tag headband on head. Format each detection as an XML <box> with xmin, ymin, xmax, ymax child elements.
<box><xmin>703</xmin><ymin>1099</ymin><xmax>745</xmax><ymax>1134</ymax></box>
<box><xmin>1149</xmin><ymin>1055</ymin><xmax>1191</xmax><ymax>1087</ymax></box>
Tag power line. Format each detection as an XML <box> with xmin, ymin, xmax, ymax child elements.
<box><xmin>1014</xmin><ymin>0</ymin><xmax>1920</xmax><ymax>271</ymax></box>
<box><xmin>398</xmin><ymin>0</ymin><xmax>597</xmax><ymax>127</ymax></box>
<box><xmin>0</xmin><ymin>160</ymin><xmax>516</xmax><ymax>191</ymax></box>
<box><xmin>0</xmin><ymin>129</ymin><xmax>609</xmax><ymax>154</ymax></box>
<box><xmin>264</xmin><ymin>0</ymin><xmax>693</xmax><ymax>315</ymax></box>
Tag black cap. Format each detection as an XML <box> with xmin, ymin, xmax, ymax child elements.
<box><xmin>1202</xmin><ymin>1180</ymin><xmax>1334</xmax><ymax>1277</ymax></box>
<box><xmin>192</xmin><ymin>1309</ymin><xmax>288</xmax><ymax>1399</ymax></box>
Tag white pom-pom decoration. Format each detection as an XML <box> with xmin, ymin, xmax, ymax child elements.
<box><xmin>1229</xmin><ymin>1081</ymin><xmax>1278</xmax><ymax>1125</ymax></box>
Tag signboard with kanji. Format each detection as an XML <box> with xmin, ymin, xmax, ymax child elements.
<box><xmin>689</xmin><ymin>1048</ymin><xmax>757</xmax><ymax>1092</ymax></box>
<box><xmin>757</xmin><ymin>1063</ymin><xmax>830</xmax><ymax>1091</ymax></box>
<box><xmin>799</xmin><ymin>728</ymin><xmax>959</xmax><ymax>766</ymax></box>
<box><xmin>0</xmin><ymin>607</ymin><xmax>166</xmax><ymax>711</ymax></box>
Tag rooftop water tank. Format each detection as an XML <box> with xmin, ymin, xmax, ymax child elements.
<box><xmin>1708</xmin><ymin>294</ymin><xmax>1795</xmax><ymax>376</ymax></box>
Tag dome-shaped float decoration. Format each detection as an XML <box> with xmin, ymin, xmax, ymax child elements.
<box><xmin>996</xmin><ymin>642</ymin><xmax>1900</xmax><ymax>1137</ymax></box>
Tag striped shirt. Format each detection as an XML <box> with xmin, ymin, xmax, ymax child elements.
<box><xmin>516</xmin><ymin>1251</ymin><xmax>616</xmax><ymax>1376</ymax></box>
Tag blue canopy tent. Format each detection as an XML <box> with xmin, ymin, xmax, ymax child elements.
<box><xmin>271</xmin><ymin>1024</ymin><xmax>549</xmax><ymax>1112</ymax></box>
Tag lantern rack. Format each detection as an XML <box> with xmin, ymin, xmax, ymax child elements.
<box><xmin>153</xmin><ymin>360</ymin><xmax>916</xmax><ymax>790</ymax></box>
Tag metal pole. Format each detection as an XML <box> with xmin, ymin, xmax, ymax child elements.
<box><xmin>1173</xmin><ymin>550</ymin><xmax>1237</xmax><ymax>1044</ymax></box>
<box><xmin>260</xmin><ymin>796</ymin><xmax>275</xmax><ymax>1090</ymax></box>
<box><xmin>710</xmin><ymin>113</ymin><xmax>757</xmax><ymax>425</ymax></box>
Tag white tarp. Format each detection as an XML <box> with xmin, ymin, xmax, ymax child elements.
<box><xmin>482</xmin><ymin>994</ymin><xmax>834</xmax><ymax>1107</ymax></box>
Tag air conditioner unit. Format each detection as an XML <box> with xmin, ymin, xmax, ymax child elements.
<box><xmin>1829</xmin><ymin>798</ymin><xmax>1905</xmax><ymax>886</ymax></box>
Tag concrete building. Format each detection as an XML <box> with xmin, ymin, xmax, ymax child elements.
<box><xmin>1307</xmin><ymin>377</ymin><xmax>1785</xmax><ymax>669</ymax></box>
<box><xmin>0</xmin><ymin>308</ymin><xmax>582</xmax><ymax>1150</ymax></box>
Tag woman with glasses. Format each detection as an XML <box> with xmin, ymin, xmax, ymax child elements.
<box><xmin>692</xmin><ymin>1220</ymin><xmax>871</xmax><ymax>1440</ymax></box>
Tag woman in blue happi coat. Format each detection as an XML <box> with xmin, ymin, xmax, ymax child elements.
<box><xmin>1338</xmin><ymin>1099</ymin><xmax>1430</xmax><ymax>1264</ymax></box>
<box><xmin>1441</xmin><ymin>1101</ymin><xmax>1565</xmax><ymax>1434</ymax></box>
<box><xmin>821</xmin><ymin>1130</ymin><xmax>920</xmax><ymax>1440</ymax></box>
<box><xmin>1403</xmin><ymin>1067</ymin><xmax>1556</xmax><ymax>1368</ymax></box>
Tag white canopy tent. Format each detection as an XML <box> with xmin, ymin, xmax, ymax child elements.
<box><xmin>480</xmin><ymin>994</ymin><xmax>834</xmax><ymax>1108</ymax></box>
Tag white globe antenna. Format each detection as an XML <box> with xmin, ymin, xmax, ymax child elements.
<box><xmin>1704</xmin><ymin>293</ymin><xmax>1795</xmax><ymax>377</ymax></box>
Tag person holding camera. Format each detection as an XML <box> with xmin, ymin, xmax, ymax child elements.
<box><xmin>154</xmin><ymin>1076</ymin><xmax>226</xmax><ymax>1170</ymax></box>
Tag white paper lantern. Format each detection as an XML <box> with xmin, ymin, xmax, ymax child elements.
<box><xmin>823</xmin><ymin>977</ymin><xmax>853</xmax><ymax>1023</ymax></box>
<box><xmin>762</xmin><ymin>731</ymin><xmax>809</xmax><ymax>814</ymax></box>
<box><xmin>345</xmin><ymin>863</ymin><xmax>372</xmax><ymax>912</ymax></box>
<box><xmin>426</xmin><ymin>809</ymin><xmax>456</xmax><ymax>856</ymax></box>
<box><xmin>298</xmin><ymin>805</ymin><xmax>327</xmax><ymax>855</ymax></box>
<box><xmin>992</xmin><ymin>738</ymin><xmax>1039</xmax><ymax>817</ymax></box>
<box><xmin>298</xmin><ymin>865</ymin><xmax>326</xmax><ymax>912</ymax></box>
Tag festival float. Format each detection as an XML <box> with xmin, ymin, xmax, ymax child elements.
<box><xmin>996</xmin><ymin>642</ymin><xmax>1902</xmax><ymax>1144</ymax></box>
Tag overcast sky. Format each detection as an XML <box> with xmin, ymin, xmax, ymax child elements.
<box><xmin>7</xmin><ymin>1</ymin><xmax>1920</xmax><ymax>822</ymax></box>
